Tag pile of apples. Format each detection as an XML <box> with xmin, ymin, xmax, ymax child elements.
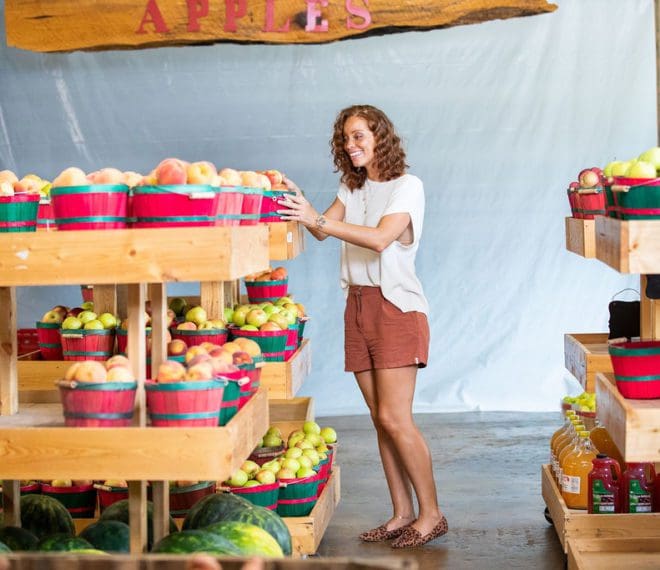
<box><xmin>156</xmin><ymin>337</ymin><xmax>261</xmax><ymax>382</ymax></box>
<box><xmin>42</xmin><ymin>301</ymin><xmax>119</xmax><ymax>332</ymax></box>
<box><xmin>173</xmin><ymin>305</ymin><xmax>226</xmax><ymax>332</ymax></box>
<box><xmin>64</xmin><ymin>354</ymin><xmax>135</xmax><ymax>383</ymax></box>
<box><xmin>245</xmin><ymin>266</ymin><xmax>288</xmax><ymax>283</ymax></box>
<box><xmin>561</xmin><ymin>390</ymin><xmax>596</xmax><ymax>413</ymax></box>
<box><xmin>603</xmin><ymin>146</ymin><xmax>660</xmax><ymax>180</ymax></box>
<box><xmin>226</xmin><ymin>296</ymin><xmax>305</xmax><ymax>334</ymax></box>
<box><xmin>0</xmin><ymin>170</ymin><xmax>51</xmax><ymax>198</ymax></box>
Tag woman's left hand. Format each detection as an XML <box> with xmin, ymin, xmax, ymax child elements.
<box><xmin>277</xmin><ymin>191</ymin><xmax>319</xmax><ymax>227</ymax></box>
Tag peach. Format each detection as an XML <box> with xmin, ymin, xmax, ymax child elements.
<box><xmin>123</xmin><ymin>171</ymin><xmax>144</xmax><ymax>187</ymax></box>
<box><xmin>140</xmin><ymin>170</ymin><xmax>158</xmax><ymax>186</ymax></box>
<box><xmin>90</xmin><ymin>167</ymin><xmax>124</xmax><ymax>185</ymax></box>
<box><xmin>167</xmin><ymin>339</ymin><xmax>188</xmax><ymax>356</ymax></box>
<box><xmin>210</xmin><ymin>359</ymin><xmax>239</xmax><ymax>375</ymax></box>
<box><xmin>106</xmin><ymin>366</ymin><xmax>135</xmax><ymax>382</ymax></box>
<box><xmin>187</xmin><ymin>353</ymin><xmax>212</xmax><ymax>368</ymax></box>
<box><xmin>156</xmin><ymin>158</ymin><xmax>188</xmax><ymax>185</ymax></box>
<box><xmin>270</xmin><ymin>266</ymin><xmax>288</xmax><ymax>280</ymax></box>
<box><xmin>257</xmin><ymin>174</ymin><xmax>272</xmax><ymax>190</ymax></box>
<box><xmin>66</xmin><ymin>360</ymin><xmax>108</xmax><ymax>383</ymax></box>
<box><xmin>176</xmin><ymin>321</ymin><xmax>197</xmax><ymax>331</ymax></box>
<box><xmin>187</xmin><ymin>161</ymin><xmax>217</xmax><ymax>185</ymax></box>
<box><xmin>106</xmin><ymin>354</ymin><xmax>131</xmax><ymax>370</ymax></box>
<box><xmin>185</xmin><ymin>345</ymin><xmax>209</xmax><ymax>364</ymax></box>
<box><xmin>0</xmin><ymin>170</ymin><xmax>18</xmax><ymax>185</ymax></box>
<box><xmin>233</xmin><ymin>337</ymin><xmax>262</xmax><ymax>357</ymax></box>
<box><xmin>218</xmin><ymin>168</ymin><xmax>241</xmax><ymax>186</ymax></box>
<box><xmin>0</xmin><ymin>181</ymin><xmax>14</xmax><ymax>196</ymax></box>
<box><xmin>200</xmin><ymin>342</ymin><xmax>219</xmax><ymax>352</ymax></box>
<box><xmin>185</xmin><ymin>361</ymin><xmax>214</xmax><ymax>381</ymax></box>
<box><xmin>232</xmin><ymin>351</ymin><xmax>253</xmax><ymax>365</ymax></box>
<box><xmin>156</xmin><ymin>360</ymin><xmax>186</xmax><ymax>383</ymax></box>
<box><xmin>262</xmin><ymin>169</ymin><xmax>284</xmax><ymax>187</ymax></box>
<box><xmin>14</xmin><ymin>175</ymin><xmax>44</xmax><ymax>195</ymax></box>
<box><xmin>211</xmin><ymin>351</ymin><xmax>234</xmax><ymax>366</ymax></box>
<box><xmin>259</xmin><ymin>321</ymin><xmax>281</xmax><ymax>332</ymax></box>
<box><xmin>240</xmin><ymin>171</ymin><xmax>261</xmax><ymax>188</ymax></box>
<box><xmin>220</xmin><ymin>341</ymin><xmax>242</xmax><ymax>354</ymax></box>
<box><xmin>52</xmin><ymin>167</ymin><xmax>88</xmax><ymax>188</ymax></box>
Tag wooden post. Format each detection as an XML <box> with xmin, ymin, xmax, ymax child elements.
<box><xmin>1</xmin><ymin>480</ymin><xmax>20</xmax><ymax>526</ymax></box>
<box><xmin>656</xmin><ymin>0</ymin><xmax>660</xmax><ymax>144</ymax></box>
<box><xmin>128</xmin><ymin>480</ymin><xmax>148</xmax><ymax>554</ymax></box>
<box><xmin>200</xmin><ymin>282</ymin><xmax>225</xmax><ymax>319</ymax></box>
<box><xmin>0</xmin><ymin>287</ymin><xmax>18</xmax><ymax>416</ymax></box>
<box><xmin>91</xmin><ymin>284</ymin><xmax>117</xmax><ymax>315</ymax></box>
<box><xmin>150</xmin><ymin>481</ymin><xmax>170</xmax><ymax>546</ymax></box>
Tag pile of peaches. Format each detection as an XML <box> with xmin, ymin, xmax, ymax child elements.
<box><xmin>0</xmin><ymin>170</ymin><xmax>51</xmax><ymax>198</ymax></box>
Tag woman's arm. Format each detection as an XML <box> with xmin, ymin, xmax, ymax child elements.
<box><xmin>277</xmin><ymin>189</ymin><xmax>410</xmax><ymax>253</ymax></box>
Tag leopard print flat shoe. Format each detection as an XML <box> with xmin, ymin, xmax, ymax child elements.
<box><xmin>359</xmin><ymin>522</ymin><xmax>412</xmax><ymax>542</ymax></box>
<box><xmin>390</xmin><ymin>516</ymin><xmax>448</xmax><ymax>549</ymax></box>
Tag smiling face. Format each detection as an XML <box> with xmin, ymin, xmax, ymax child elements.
<box><xmin>343</xmin><ymin>115</ymin><xmax>378</xmax><ymax>180</ymax></box>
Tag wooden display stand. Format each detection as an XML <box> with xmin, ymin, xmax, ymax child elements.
<box><xmin>261</xmin><ymin>340</ymin><xmax>312</xmax><ymax>399</ymax></box>
<box><xmin>269</xmin><ymin>222</ymin><xmax>306</xmax><ymax>261</ymax></box>
<box><xmin>565</xmin><ymin>217</ymin><xmax>597</xmax><ymax>259</ymax></box>
<box><xmin>269</xmin><ymin>397</ymin><xmax>315</xmax><ymax>438</ymax></box>
<box><xmin>564</xmin><ymin>333</ymin><xmax>613</xmax><ymax>392</ymax></box>
<box><xmin>553</xmin><ymin>218</ymin><xmax>660</xmax><ymax>567</ymax></box>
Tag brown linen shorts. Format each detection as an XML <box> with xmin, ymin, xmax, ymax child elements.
<box><xmin>344</xmin><ymin>285</ymin><xmax>429</xmax><ymax>373</ymax></box>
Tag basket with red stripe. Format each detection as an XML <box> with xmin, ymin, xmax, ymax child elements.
<box><xmin>131</xmin><ymin>185</ymin><xmax>217</xmax><ymax>228</ymax></box>
<box><xmin>169</xmin><ymin>481</ymin><xmax>216</xmax><ymax>518</ymax></box>
<box><xmin>276</xmin><ymin>473</ymin><xmax>321</xmax><ymax>517</ymax></box>
<box><xmin>215</xmin><ymin>186</ymin><xmax>244</xmax><ymax>226</ymax></box>
<box><xmin>35</xmin><ymin>322</ymin><xmax>62</xmax><ymax>360</ymax></box>
<box><xmin>229</xmin><ymin>326</ymin><xmax>288</xmax><ymax>362</ymax></box>
<box><xmin>609</xmin><ymin>340</ymin><xmax>660</xmax><ymax>398</ymax></box>
<box><xmin>0</xmin><ymin>193</ymin><xmax>40</xmax><ymax>232</ymax></box>
<box><xmin>239</xmin><ymin>186</ymin><xmax>264</xmax><ymax>226</ymax></box>
<box><xmin>41</xmin><ymin>482</ymin><xmax>97</xmax><ymax>518</ymax></box>
<box><xmin>170</xmin><ymin>327</ymin><xmax>228</xmax><ymax>348</ymax></box>
<box><xmin>37</xmin><ymin>198</ymin><xmax>57</xmax><ymax>231</ymax></box>
<box><xmin>606</xmin><ymin>177</ymin><xmax>660</xmax><ymax>220</ymax></box>
<box><xmin>51</xmin><ymin>184</ymin><xmax>129</xmax><ymax>230</ymax></box>
<box><xmin>575</xmin><ymin>188</ymin><xmax>606</xmax><ymax>219</ymax></box>
<box><xmin>229</xmin><ymin>481</ymin><xmax>280</xmax><ymax>510</ymax></box>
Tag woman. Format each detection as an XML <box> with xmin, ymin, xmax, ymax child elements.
<box><xmin>277</xmin><ymin>104</ymin><xmax>447</xmax><ymax>549</ymax></box>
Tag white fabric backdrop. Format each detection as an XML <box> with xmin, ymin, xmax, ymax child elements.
<box><xmin>2</xmin><ymin>0</ymin><xmax>653</xmax><ymax>415</ymax></box>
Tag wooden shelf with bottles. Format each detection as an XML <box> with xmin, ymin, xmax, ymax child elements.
<box><xmin>564</xmin><ymin>333</ymin><xmax>613</xmax><ymax>392</ymax></box>
<box><xmin>565</xmin><ymin>217</ymin><xmax>597</xmax><ymax>259</ymax></box>
<box><xmin>0</xmin><ymin>225</ymin><xmax>272</xmax><ymax>553</ymax></box>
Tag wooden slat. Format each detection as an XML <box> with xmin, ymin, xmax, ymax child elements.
<box><xmin>5</xmin><ymin>0</ymin><xmax>557</xmax><ymax>53</ymax></box>
<box><xmin>0</xmin><ymin>226</ymin><xmax>269</xmax><ymax>286</ymax></box>
<box><xmin>127</xmin><ymin>284</ymin><xmax>147</xmax><ymax>427</ymax></box>
<box><xmin>128</xmin><ymin>480</ymin><xmax>148</xmax><ymax>554</ymax></box>
<box><xmin>269</xmin><ymin>222</ymin><xmax>306</xmax><ymax>261</ymax></box>
<box><xmin>269</xmin><ymin>397</ymin><xmax>315</xmax><ymax>439</ymax></box>
<box><xmin>564</xmin><ymin>333</ymin><xmax>613</xmax><ymax>392</ymax></box>
<box><xmin>0</xmin><ymin>388</ymin><xmax>268</xmax><ymax>480</ymax></box>
<box><xmin>284</xmin><ymin>466</ymin><xmax>341</xmax><ymax>556</ymax></box>
<box><xmin>148</xmin><ymin>283</ymin><xmax>168</xmax><ymax>375</ymax></box>
<box><xmin>568</xmin><ymin>537</ymin><xmax>660</xmax><ymax>570</ymax></box>
<box><xmin>1</xmin><ymin>480</ymin><xmax>20</xmax><ymax>527</ymax></box>
<box><xmin>595</xmin><ymin>217</ymin><xmax>660</xmax><ymax>274</ymax></box>
<box><xmin>260</xmin><ymin>339</ymin><xmax>312</xmax><ymax>399</ymax></box>
<box><xmin>0</xmin><ymin>287</ymin><xmax>18</xmax><ymax>415</ymax></box>
<box><xmin>92</xmin><ymin>284</ymin><xmax>117</xmax><ymax>315</ymax></box>
<box><xmin>565</xmin><ymin>217</ymin><xmax>596</xmax><ymax>259</ymax></box>
<box><xmin>596</xmin><ymin>373</ymin><xmax>660</xmax><ymax>462</ymax></box>
<box><xmin>541</xmin><ymin>464</ymin><xmax>660</xmax><ymax>554</ymax></box>
<box><xmin>199</xmin><ymin>282</ymin><xmax>225</xmax><ymax>321</ymax></box>
<box><xmin>151</xmin><ymin>481</ymin><xmax>170</xmax><ymax>548</ymax></box>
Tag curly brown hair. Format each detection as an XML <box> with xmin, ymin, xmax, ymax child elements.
<box><xmin>330</xmin><ymin>105</ymin><xmax>408</xmax><ymax>191</ymax></box>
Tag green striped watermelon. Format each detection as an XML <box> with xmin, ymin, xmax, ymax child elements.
<box><xmin>36</xmin><ymin>534</ymin><xmax>93</xmax><ymax>552</ymax></box>
<box><xmin>204</xmin><ymin>521</ymin><xmax>283</xmax><ymax>557</ymax></box>
<box><xmin>99</xmin><ymin>499</ymin><xmax>178</xmax><ymax>550</ymax></box>
<box><xmin>0</xmin><ymin>526</ymin><xmax>39</xmax><ymax>551</ymax></box>
<box><xmin>182</xmin><ymin>492</ymin><xmax>252</xmax><ymax>530</ymax></box>
<box><xmin>151</xmin><ymin>529</ymin><xmax>243</xmax><ymax>555</ymax></box>
<box><xmin>0</xmin><ymin>539</ymin><xmax>11</xmax><ymax>553</ymax></box>
<box><xmin>20</xmin><ymin>494</ymin><xmax>75</xmax><ymax>539</ymax></box>
<box><xmin>218</xmin><ymin>505</ymin><xmax>292</xmax><ymax>556</ymax></box>
<box><xmin>79</xmin><ymin>520</ymin><xmax>130</xmax><ymax>553</ymax></box>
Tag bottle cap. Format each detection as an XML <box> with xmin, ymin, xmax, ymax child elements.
<box><xmin>596</xmin><ymin>453</ymin><xmax>608</xmax><ymax>459</ymax></box>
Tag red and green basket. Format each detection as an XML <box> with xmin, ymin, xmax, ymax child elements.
<box><xmin>218</xmin><ymin>374</ymin><xmax>250</xmax><ymax>425</ymax></box>
<box><xmin>229</xmin><ymin>327</ymin><xmax>288</xmax><ymax>362</ymax></box>
<box><xmin>36</xmin><ymin>321</ymin><xmax>63</xmax><ymax>360</ymax></box>
<box><xmin>215</xmin><ymin>186</ymin><xmax>244</xmax><ymax>227</ymax></box>
<box><xmin>237</xmin><ymin>361</ymin><xmax>261</xmax><ymax>408</ymax></box>
<box><xmin>50</xmin><ymin>184</ymin><xmax>129</xmax><ymax>230</ymax></box>
<box><xmin>297</xmin><ymin>317</ymin><xmax>309</xmax><ymax>346</ymax></box>
<box><xmin>609</xmin><ymin>340</ymin><xmax>660</xmax><ymax>399</ymax></box>
<box><xmin>95</xmin><ymin>483</ymin><xmax>129</xmax><ymax>513</ymax></box>
<box><xmin>116</xmin><ymin>327</ymin><xmax>151</xmax><ymax>354</ymax></box>
<box><xmin>229</xmin><ymin>481</ymin><xmax>280</xmax><ymax>510</ymax></box>
<box><xmin>130</xmin><ymin>185</ymin><xmax>216</xmax><ymax>228</ymax></box>
<box><xmin>60</xmin><ymin>328</ymin><xmax>115</xmax><ymax>361</ymax></box>
<box><xmin>284</xmin><ymin>322</ymin><xmax>300</xmax><ymax>361</ymax></box>
<box><xmin>41</xmin><ymin>483</ymin><xmax>97</xmax><ymax>518</ymax></box>
<box><xmin>0</xmin><ymin>193</ymin><xmax>40</xmax><ymax>232</ymax></box>
<box><xmin>37</xmin><ymin>198</ymin><xmax>57</xmax><ymax>231</ymax></box>
<box><xmin>574</xmin><ymin>188</ymin><xmax>606</xmax><ymax>219</ymax></box>
<box><xmin>57</xmin><ymin>380</ymin><xmax>137</xmax><ymax>427</ymax></box>
<box><xmin>239</xmin><ymin>186</ymin><xmax>264</xmax><ymax>226</ymax></box>
<box><xmin>606</xmin><ymin>177</ymin><xmax>660</xmax><ymax>220</ymax></box>
<box><xmin>259</xmin><ymin>189</ymin><xmax>295</xmax><ymax>223</ymax></box>
<box><xmin>169</xmin><ymin>327</ymin><xmax>228</xmax><ymax>348</ymax></box>
<box><xmin>145</xmin><ymin>378</ymin><xmax>226</xmax><ymax>427</ymax></box>
<box><xmin>244</xmin><ymin>279</ymin><xmax>288</xmax><ymax>303</ymax></box>
<box><xmin>276</xmin><ymin>474</ymin><xmax>320</xmax><ymax>517</ymax></box>
<box><xmin>169</xmin><ymin>481</ymin><xmax>216</xmax><ymax>518</ymax></box>
<box><xmin>317</xmin><ymin>445</ymin><xmax>336</xmax><ymax>496</ymax></box>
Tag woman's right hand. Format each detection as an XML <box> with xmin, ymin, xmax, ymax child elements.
<box><xmin>283</xmin><ymin>175</ymin><xmax>303</xmax><ymax>197</ymax></box>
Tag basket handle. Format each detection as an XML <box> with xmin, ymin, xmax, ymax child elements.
<box><xmin>576</xmin><ymin>187</ymin><xmax>602</xmax><ymax>195</ymax></box>
<box><xmin>611</xmin><ymin>185</ymin><xmax>631</xmax><ymax>193</ymax></box>
<box><xmin>607</xmin><ymin>337</ymin><xmax>628</xmax><ymax>346</ymax></box>
<box><xmin>55</xmin><ymin>379</ymin><xmax>78</xmax><ymax>389</ymax></box>
<box><xmin>61</xmin><ymin>333</ymin><xmax>84</xmax><ymax>339</ymax></box>
<box><xmin>93</xmin><ymin>484</ymin><xmax>113</xmax><ymax>492</ymax></box>
<box><xmin>611</xmin><ymin>288</ymin><xmax>640</xmax><ymax>301</ymax></box>
<box><xmin>189</xmin><ymin>192</ymin><xmax>215</xmax><ymax>200</ymax></box>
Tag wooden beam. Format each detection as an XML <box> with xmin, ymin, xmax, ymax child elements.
<box><xmin>5</xmin><ymin>0</ymin><xmax>557</xmax><ymax>53</ymax></box>
<box><xmin>0</xmin><ymin>287</ymin><xmax>18</xmax><ymax>416</ymax></box>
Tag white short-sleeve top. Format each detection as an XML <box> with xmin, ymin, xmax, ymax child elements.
<box><xmin>336</xmin><ymin>173</ymin><xmax>429</xmax><ymax>316</ymax></box>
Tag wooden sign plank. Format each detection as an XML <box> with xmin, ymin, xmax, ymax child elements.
<box><xmin>5</xmin><ymin>0</ymin><xmax>557</xmax><ymax>53</ymax></box>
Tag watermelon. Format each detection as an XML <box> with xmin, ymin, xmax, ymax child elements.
<box><xmin>204</xmin><ymin>521</ymin><xmax>283</xmax><ymax>558</ymax></box>
<box><xmin>151</xmin><ymin>529</ymin><xmax>243</xmax><ymax>555</ymax></box>
<box><xmin>79</xmin><ymin>520</ymin><xmax>130</xmax><ymax>553</ymax></box>
<box><xmin>219</xmin><ymin>505</ymin><xmax>292</xmax><ymax>556</ymax></box>
<box><xmin>36</xmin><ymin>533</ymin><xmax>93</xmax><ymax>552</ymax></box>
<box><xmin>0</xmin><ymin>526</ymin><xmax>38</xmax><ymax>551</ymax></box>
<box><xmin>0</xmin><ymin>540</ymin><xmax>11</xmax><ymax>553</ymax></box>
<box><xmin>99</xmin><ymin>499</ymin><xmax>178</xmax><ymax>550</ymax></box>
<box><xmin>182</xmin><ymin>492</ymin><xmax>252</xmax><ymax>530</ymax></box>
<box><xmin>20</xmin><ymin>494</ymin><xmax>75</xmax><ymax>539</ymax></box>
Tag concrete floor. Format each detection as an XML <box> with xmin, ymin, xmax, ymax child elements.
<box><xmin>314</xmin><ymin>412</ymin><xmax>566</xmax><ymax>570</ymax></box>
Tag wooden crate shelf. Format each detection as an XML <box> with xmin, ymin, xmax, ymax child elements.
<box><xmin>567</xmin><ymin>537</ymin><xmax>660</xmax><ymax>570</ymax></box>
<box><xmin>0</xmin><ymin>388</ymin><xmax>268</xmax><ymax>482</ymax></box>
<box><xmin>595</xmin><ymin>216</ymin><xmax>660</xmax><ymax>274</ymax></box>
<box><xmin>261</xmin><ymin>339</ymin><xmax>312</xmax><ymax>399</ymax></box>
<box><xmin>284</xmin><ymin>465</ymin><xmax>341</xmax><ymax>556</ymax></box>
<box><xmin>0</xmin><ymin>226</ymin><xmax>269</xmax><ymax>286</ymax></box>
<box><xmin>564</xmin><ymin>333</ymin><xmax>613</xmax><ymax>392</ymax></box>
<box><xmin>268</xmin><ymin>222</ymin><xmax>305</xmax><ymax>260</ymax></box>
<box><xmin>565</xmin><ymin>217</ymin><xmax>597</xmax><ymax>259</ymax></box>
<box><xmin>595</xmin><ymin>373</ymin><xmax>660</xmax><ymax>462</ymax></box>
<box><xmin>269</xmin><ymin>397</ymin><xmax>315</xmax><ymax>438</ymax></box>
<box><xmin>541</xmin><ymin>464</ymin><xmax>660</xmax><ymax>553</ymax></box>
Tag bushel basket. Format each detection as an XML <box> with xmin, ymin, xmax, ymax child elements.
<box><xmin>276</xmin><ymin>473</ymin><xmax>320</xmax><ymax>517</ymax></box>
<box><xmin>215</xmin><ymin>186</ymin><xmax>243</xmax><ymax>226</ymax></box>
<box><xmin>51</xmin><ymin>184</ymin><xmax>129</xmax><ymax>230</ymax></box>
<box><xmin>606</xmin><ymin>177</ymin><xmax>660</xmax><ymax>220</ymax></box>
<box><xmin>239</xmin><ymin>186</ymin><xmax>263</xmax><ymax>226</ymax></box>
<box><xmin>0</xmin><ymin>194</ymin><xmax>40</xmax><ymax>232</ymax></box>
<box><xmin>36</xmin><ymin>321</ymin><xmax>63</xmax><ymax>360</ymax></box>
<box><xmin>608</xmin><ymin>340</ymin><xmax>660</xmax><ymax>398</ymax></box>
<box><xmin>60</xmin><ymin>328</ymin><xmax>115</xmax><ymax>361</ymax></box>
<box><xmin>260</xmin><ymin>189</ymin><xmax>295</xmax><ymax>222</ymax></box>
<box><xmin>130</xmin><ymin>185</ymin><xmax>216</xmax><ymax>228</ymax></box>
<box><xmin>229</xmin><ymin>481</ymin><xmax>279</xmax><ymax>510</ymax></box>
<box><xmin>57</xmin><ymin>380</ymin><xmax>137</xmax><ymax>427</ymax></box>
<box><xmin>145</xmin><ymin>378</ymin><xmax>226</xmax><ymax>427</ymax></box>
<box><xmin>229</xmin><ymin>326</ymin><xmax>288</xmax><ymax>361</ymax></box>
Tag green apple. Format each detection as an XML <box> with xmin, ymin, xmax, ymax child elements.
<box><xmin>240</xmin><ymin>324</ymin><xmax>259</xmax><ymax>331</ymax></box>
<box><xmin>243</xmin><ymin>479</ymin><xmax>261</xmax><ymax>488</ymax></box>
<box><xmin>302</xmin><ymin>448</ymin><xmax>320</xmax><ymax>466</ymax></box>
<box><xmin>275</xmin><ymin>296</ymin><xmax>295</xmax><ymax>306</ymax></box>
<box><xmin>303</xmin><ymin>420</ymin><xmax>321</xmax><ymax>435</ymax></box>
<box><xmin>262</xmin><ymin>460</ymin><xmax>281</xmax><ymax>474</ymax></box>
<box><xmin>262</xmin><ymin>433</ymin><xmax>283</xmax><ymax>448</ymax></box>
<box><xmin>246</xmin><ymin>308</ymin><xmax>268</xmax><ymax>328</ymax></box>
<box><xmin>231</xmin><ymin>306</ymin><xmax>251</xmax><ymax>327</ymax></box>
<box><xmin>297</xmin><ymin>455</ymin><xmax>313</xmax><ymax>470</ymax></box>
<box><xmin>255</xmin><ymin>469</ymin><xmax>276</xmax><ymax>485</ymax></box>
<box><xmin>41</xmin><ymin>309</ymin><xmax>64</xmax><ymax>324</ymax></box>
<box><xmin>185</xmin><ymin>306</ymin><xmax>208</xmax><ymax>326</ymax></box>
<box><xmin>296</xmin><ymin>466</ymin><xmax>315</xmax><ymax>479</ymax></box>
<box><xmin>303</xmin><ymin>433</ymin><xmax>322</xmax><ymax>447</ymax></box>
<box><xmin>266</xmin><ymin>426</ymin><xmax>282</xmax><ymax>438</ymax></box>
<box><xmin>625</xmin><ymin>160</ymin><xmax>656</xmax><ymax>179</ymax></box>
<box><xmin>169</xmin><ymin>297</ymin><xmax>188</xmax><ymax>317</ymax></box>
<box><xmin>320</xmin><ymin>426</ymin><xmax>337</xmax><ymax>444</ymax></box>
<box><xmin>267</xmin><ymin>313</ymin><xmax>289</xmax><ymax>330</ymax></box>
<box><xmin>281</xmin><ymin>458</ymin><xmax>300</xmax><ymax>473</ymax></box>
<box><xmin>97</xmin><ymin>313</ymin><xmax>117</xmax><ymax>329</ymax></box>
<box><xmin>228</xmin><ymin>469</ymin><xmax>249</xmax><ymax>487</ymax></box>
<box><xmin>638</xmin><ymin>146</ymin><xmax>660</xmax><ymax>170</ymax></box>
<box><xmin>80</xmin><ymin>301</ymin><xmax>95</xmax><ymax>311</ymax></box>
<box><xmin>278</xmin><ymin>309</ymin><xmax>296</xmax><ymax>326</ymax></box>
<box><xmin>295</xmin><ymin>439</ymin><xmax>314</xmax><ymax>451</ymax></box>
<box><xmin>197</xmin><ymin>321</ymin><xmax>216</xmax><ymax>330</ymax></box>
<box><xmin>83</xmin><ymin>319</ymin><xmax>105</xmax><ymax>330</ymax></box>
<box><xmin>223</xmin><ymin>306</ymin><xmax>234</xmax><ymax>324</ymax></box>
<box><xmin>241</xmin><ymin>460</ymin><xmax>260</xmax><ymax>478</ymax></box>
<box><xmin>284</xmin><ymin>447</ymin><xmax>303</xmax><ymax>459</ymax></box>
<box><xmin>78</xmin><ymin>311</ymin><xmax>98</xmax><ymax>325</ymax></box>
<box><xmin>276</xmin><ymin>468</ymin><xmax>296</xmax><ymax>480</ymax></box>
<box><xmin>62</xmin><ymin>316</ymin><xmax>83</xmax><ymax>330</ymax></box>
